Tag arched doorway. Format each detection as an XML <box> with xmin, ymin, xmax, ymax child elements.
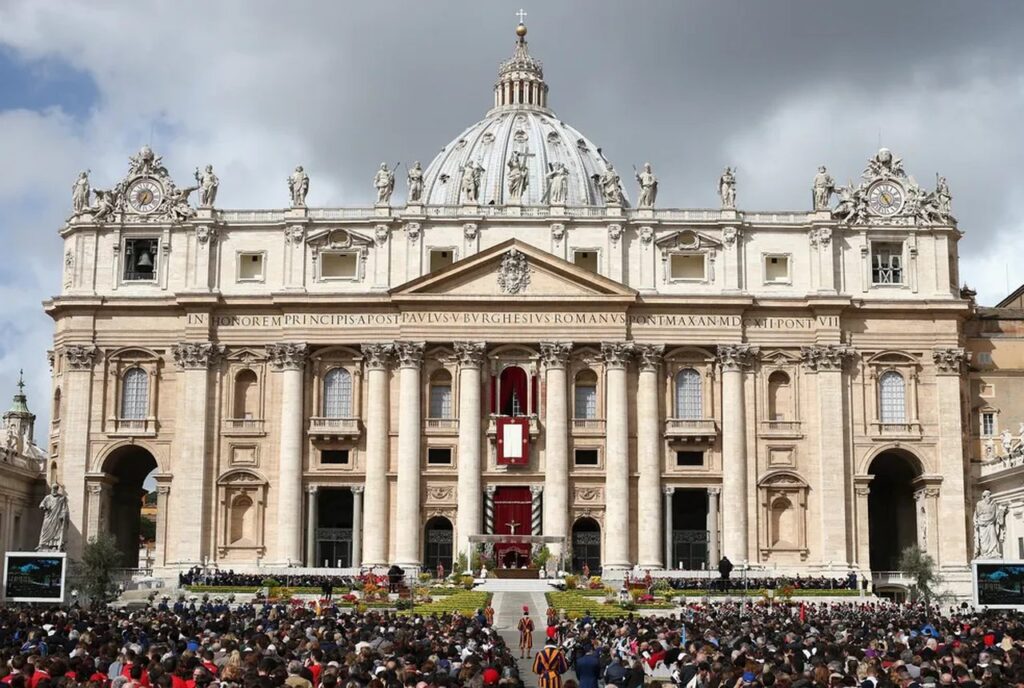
<box><xmin>572</xmin><ymin>518</ymin><xmax>601</xmax><ymax>573</ymax></box>
<box><xmin>423</xmin><ymin>517</ymin><xmax>453</xmax><ymax>573</ymax></box>
<box><xmin>868</xmin><ymin>450</ymin><xmax>920</xmax><ymax>571</ymax></box>
<box><xmin>100</xmin><ymin>445</ymin><xmax>159</xmax><ymax>566</ymax></box>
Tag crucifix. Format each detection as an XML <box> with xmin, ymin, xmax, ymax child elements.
<box><xmin>506</xmin><ymin>519</ymin><xmax>521</xmax><ymax>535</ymax></box>
<box><xmin>516</xmin><ymin>8</ymin><xmax>528</xmax><ymax>24</ymax></box>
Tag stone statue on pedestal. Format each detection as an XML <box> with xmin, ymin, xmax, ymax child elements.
<box><xmin>719</xmin><ymin>166</ymin><xmax>736</xmax><ymax>209</ymax></box>
<box><xmin>973</xmin><ymin>489</ymin><xmax>1008</xmax><ymax>559</ymax></box>
<box><xmin>506</xmin><ymin>151</ymin><xmax>529</xmax><ymax>202</ymax></box>
<box><xmin>407</xmin><ymin>161</ymin><xmax>424</xmax><ymax>202</ymax></box>
<box><xmin>37</xmin><ymin>484</ymin><xmax>68</xmax><ymax>552</ymax></box>
<box><xmin>195</xmin><ymin>165</ymin><xmax>219</xmax><ymax>208</ymax></box>
<box><xmin>288</xmin><ymin>166</ymin><xmax>309</xmax><ymax>207</ymax></box>
<box><xmin>72</xmin><ymin>171</ymin><xmax>91</xmax><ymax>214</ymax></box>
<box><xmin>374</xmin><ymin>163</ymin><xmax>395</xmax><ymax>205</ymax></box>
<box><xmin>461</xmin><ymin>162</ymin><xmax>483</xmax><ymax>204</ymax></box>
<box><xmin>635</xmin><ymin>162</ymin><xmax>658</xmax><ymax>208</ymax></box>
<box><xmin>542</xmin><ymin>162</ymin><xmax>569</xmax><ymax>205</ymax></box>
<box><xmin>812</xmin><ymin>166</ymin><xmax>835</xmax><ymax>210</ymax></box>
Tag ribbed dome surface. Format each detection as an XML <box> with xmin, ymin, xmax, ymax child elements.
<box><xmin>421</xmin><ymin>110</ymin><xmax>625</xmax><ymax>207</ymax></box>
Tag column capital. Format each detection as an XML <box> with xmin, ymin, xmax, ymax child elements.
<box><xmin>530</xmin><ymin>484</ymin><xmax>544</xmax><ymax>497</ymax></box>
<box><xmin>485</xmin><ymin>484</ymin><xmax>497</xmax><ymax>496</ymax></box>
<box><xmin>306</xmin><ymin>484</ymin><xmax>319</xmax><ymax>495</ymax></box>
<box><xmin>635</xmin><ymin>344</ymin><xmax>665</xmax><ymax>372</ymax></box>
<box><xmin>600</xmin><ymin>341</ymin><xmax>635</xmax><ymax>369</ymax></box>
<box><xmin>932</xmin><ymin>347</ymin><xmax>970</xmax><ymax>375</ymax></box>
<box><xmin>173</xmin><ymin>341</ymin><xmax>225</xmax><ymax>370</ymax></box>
<box><xmin>268</xmin><ymin>342</ymin><xmax>309</xmax><ymax>371</ymax></box>
<box><xmin>394</xmin><ymin>341</ymin><xmax>425</xmax><ymax>368</ymax></box>
<box><xmin>453</xmin><ymin>341</ymin><xmax>487</xmax><ymax>368</ymax></box>
<box><xmin>361</xmin><ymin>343</ymin><xmax>394</xmax><ymax>370</ymax></box>
<box><xmin>800</xmin><ymin>344</ymin><xmax>855</xmax><ymax>372</ymax></box>
<box><xmin>662</xmin><ymin>485</ymin><xmax>675</xmax><ymax>496</ymax></box>
<box><xmin>351</xmin><ymin>485</ymin><xmax>365</xmax><ymax>495</ymax></box>
<box><xmin>64</xmin><ymin>345</ymin><xmax>97</xmax><ymax>371</ymax></box>
<box><xmin>716</xmin><ymin>344</ymin><xmax>757</xmax><ymax>372</ymax></box>
<box><xmin>708</xmin><ymin>486</ymin><xmax>722</xmax><ymax>497</ymax></box>
<box><xmin>539</xmin><ymin>341</ymin><xmax>573</xmax><ymax>369</ymax></box>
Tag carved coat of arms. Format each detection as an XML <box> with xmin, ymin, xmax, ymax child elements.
<box><xmin>497</xmin><ymin>248</ymin><xmax>531</xmax><ymax>294</ymax></box>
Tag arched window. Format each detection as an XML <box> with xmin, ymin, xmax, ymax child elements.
<box><xmin>52</xmin><ymin>388</ymin><xmax>61</xmax><ymax>422</ymax></box>
<box><xmin>879</xmin><ymin>371</ymin><xmax>906</xmax><ymax>423</ymax></box>
<box><xmin>323</xmin><ymin>368</ymin><xmax>353</xmax><ymax>418</ymax></box>
<box><xmin>120</xmin><ymin>368</ymin><xmax>148</xmax><ymax>420</ymax></box>
<box><xmin>429</xmin><ymin>369</ymin><xmax>453</xmax><ymax>419</ymax></box>
<box><xmin>233</xmin><ymin>370</ymin><xmax>259</xmax><ymax>419</ymax></box>
<box><xmin>229</xmin><ymin>494</ymin><xmax>254</xmax><ymax>544</ymax></box>
<box><xmin>674</xmin><ymin>369</ymin><xmax>702</xmax><ymax>419</ymax></box>
<box><xmin>767</xmin><ymin>371</ymin><xmax>792</xmax><ymax>421</ymax></box>
<box><xmin>573</xmin><ymin>369</ymin><xmax>598</xmax><ymax>419</ymax></box>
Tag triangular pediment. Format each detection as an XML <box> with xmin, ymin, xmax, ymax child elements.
<box><xmin>391</xmin><ymin>239</ymin><xmax>637</xmax><ymax>300</ymax></box>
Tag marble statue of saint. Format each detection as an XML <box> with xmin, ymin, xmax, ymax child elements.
<box><xmin>985</xmin><ymin>437</ymin><xmax>995</xmax><ymax>459</ymax></box>
<box><xmin>37</xmin><ymin>484</ymin><xmax>69</xmax><ymax>552</ymax></box>
<box><xmin>167</xmin><ymin>185</ymin><xmax>198</xmax><ymax>223</ymax></box>
<box><xmin>91</xmin><ymin>188</ymin><xmax>117</xmax><ymax>223</ymax></box>
<box><xmin>600</xmin><ymin>164</ymin><xmax>624</xmax><ymax>205</ymax></box>
<box><xmin>718</xmin><ymin>166</ymin><xmax>736</xmax><ymax>209</ymax></box>
<box><xmin>635</xmin><ymin>162</ymin><xmax>658</xmax><ymax>208</ymax></box>
<box><xmin>288</xmin><ymin>166</ymin><xmax>309</xmax><ymax>207</ymax></box>
<box><xmin>935</xmin><ymin>176</ymin><xmax>952</xmax><ymax>216</ymax></box>
<box><xmin>542</xmin><ymin>162</ymin><xmax>569</xmax><ymax>205</ymax></box>
<box><xmin>506</xmin><ymin>151</ymin><xmax>529</xmax><ymax>202</ymax></box>
<box><xmin>195</xmin><ymin>165</ymin><xmax>219</xmax><ymax>208</ymax></box>
<box><xmin>374</xmin><ymin>163</ymin><xmax>395</xmax><ymax>205</ymax></box>
<box><xmin>72</xmin><ymin>171</ymin><xmax>91</xmax><ymax>214</ymax></box>
<box><xmin>461</xmin><ymin>162</ymin><xmax>483</xmax><ymax>204</ymax></box>
<box><xmin>407</xmin><ymin>161</ymin><xmax>424</xmax><ymax>203</ymax></box>
<box><xmin>1001</xmin><ymin>429</ymin><xmax>1014</xmax><ymax>455</ymax></box>
<box><xmin>974</xmin><ymin>489</ymin><xmax>1008</xmax><ymax>559</ymax></box>
<box><xmin>812</xmin><ymin>166</ymin><xmax>835</xmax><ymax>210</ymax></box>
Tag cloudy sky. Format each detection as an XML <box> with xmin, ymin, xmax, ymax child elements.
<box><xmin>1</xmin><ymin>0</ymin><xmax>1024</xmax><ymax>433</ymax></box>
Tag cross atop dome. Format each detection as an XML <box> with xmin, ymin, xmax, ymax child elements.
<box><xmin>494</xmin><ymin>10</ymin><xmax>548</xmax><ymax>111</ymax></box>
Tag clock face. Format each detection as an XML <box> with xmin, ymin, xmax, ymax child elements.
<box><xmin>127</xmin><ymin>178</ymin><xmax>164</xmax><ymax>214</ymax></box>
<box><xmin>867</xmin><ymin>181</ymin><xmax>904</xmax><ymax>216</ymax></box>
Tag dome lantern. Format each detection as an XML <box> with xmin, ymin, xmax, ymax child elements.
<box><xmin>493</xmin><ymin>18</ymin><xmax>549</xmax><ymax>111</ymax></box>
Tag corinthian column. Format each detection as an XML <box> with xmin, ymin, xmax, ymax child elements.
<box><xmin>394</xmin><ymin>341</ymin><xmax>425</xmax><ymax>569</ymax></box>
<box><xmin>636</xmin><ymin>344</ymin><xmax>665</xmax><ymax>569</ymax></box>
<box><xmin>801</xmin><ymin>344</ymin><xmax>853</xmax><ymax>567</ymax></box>
<box><xmin>268</xmin><ymin>342</ymin><xmax>308</xmax><ymax>565</ymax></box>
<box><xmin>540</xmin><ymin>342</ymin><xmax>572</xmax><ymax>556</ymax></box>
<box><xmin>717</xmin><ymin>344</ymin><xmax>756</xmax><ymax>563</ymax></box>
<box><xmin>602</xmin><ymin>341</ymin><xmax>634</xmax><ymax>570</ymax></box>
<box><xmin>61</xmin><ymin>345</ymin><xmax>96</xmax><ymax>557</ymax></box>
<box><xmin>361</xmin><ymin>343</ymin><xmax>393</xmax><ymax>566</ymax></box>
<box><xmin>454</xmin><ymin>342</ymin><xmax>486</xmax><ymax>564</ymax></box>
<box><xmin>932</xmin><ymin>348</ymin><xmax>971</xmax><ymax>566</ymax></box>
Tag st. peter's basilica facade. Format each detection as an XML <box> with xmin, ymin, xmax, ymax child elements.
<box><xmin>46</xmin><ymin>21</ymin><xmax>974</xmax><ymax>591</ymax></box>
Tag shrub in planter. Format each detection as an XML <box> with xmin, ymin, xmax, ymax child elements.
<box><xmin>261</xmin><ymin>578</ymin><xmax>281</xmax><ymax>587</ymax></box>
<box><xmin>564</xmin><ymin>575</ymin><xmax>578</xmax><ymax>590</ymax></box>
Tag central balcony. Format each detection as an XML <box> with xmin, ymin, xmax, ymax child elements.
<box><xmin>664</xmin><ymin>418</ymin><xmax>718</xmax><ymax>443</ymax></box>
<box><xmin>571</xmin><ymin>418</ymin><xmax>606</xmax><ymax>436</ymax></box>
<box><xmin>486</xmin><ymin>414</ymin><xmax>541</xmax><ymax>438</ymax></box>
<box><xmin>307</xmin><ymin>416</ymin><xmax>361</xmax><ymax>440</ymax></box>
<box><xmin>759</xmin><ymin>419</ymin><xmax>803</xmax><ymax>438</ymax></box>
<box><xmin>223</xmin><ymin>418</ymin><xmax>266</xmax><ymax>436</ymax></box>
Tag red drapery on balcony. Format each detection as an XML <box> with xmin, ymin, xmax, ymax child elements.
<box><xmin>499</xmin><ymin>366</ymin><xmax>528</xmax><ymax>416</ymax></box>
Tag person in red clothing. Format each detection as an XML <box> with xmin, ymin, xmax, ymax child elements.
<box><xmin>28</xmin><ymin>661</ymin><xmax>49</xmax><ymax>688</ymax></box>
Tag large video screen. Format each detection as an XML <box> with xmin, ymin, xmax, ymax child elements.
<box><xmin>3</xmin><ymin>553</ymin><xmax>66</xmax><ymax>602</ymax></box>
<box><xmin>975</xmin><ymin>562</ymin><xmax>1024</xmax><ymax>608</ymax></box>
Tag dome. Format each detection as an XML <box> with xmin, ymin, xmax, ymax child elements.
<box><xmin>419</xmin><ymin>23</ymin><xmax>627</xmax><ymax>207</ymax></box>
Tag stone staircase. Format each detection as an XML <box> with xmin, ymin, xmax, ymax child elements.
<box><xmin>477</xmin><ymin>578</ymin><xmax>558</xmax><ymax>593</ymax></box>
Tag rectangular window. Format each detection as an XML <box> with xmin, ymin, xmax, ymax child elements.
<box><xmin>238</xmin><ymin>253</ymin><xmax>265</xmax><ymax>281</ymax></box>
<box><xmin>321</xmin><ymin>449</ymin><xmax>350</xmax><ymax>465</ymax></box>
<box><xmin>429</xmin><ymin>385</ymin><xmax>453</xmax><ymax>419</ymax></box>
<box><xmin>429</xmin><ymin>249</ymin><xmax>454</xmax><ymax>272</ymax></box>
<box><xmin>320</xmin><ymin>252</ymin><xmax>359</xmax><ymax>279</ymax></box>
<box><xmin>574</xmin><ymin>449</ymin><xmax>599</xmax><ymax>466</ymax></box>
<box><xmin>573</xmin><ymin>250</ymin><xmax>599</xmax><ymax>273</ymax></box>
<box><xmin>427</xmin><ymin>447</ymin><xmax>452</xmax><ymax>465</ymax></box>
<box><xmin>676</xmin><ymin>451</ymin><xmax>704</xmax><ymax>467</ymax></box>
<box><xmin>982</xmin><ymin>412</ymin><xmax>996</xmax><ymax>436</ymax></box>
<box><xmin>670</xmin><ymin>253</ymin><xmax>705</xmax><ymax>281</ymax></box>
<box><xmin>574</xmin><ymin>385</ymin><xmax>597</xmax><ymax>419</ymax></box>
<box><xmin>123</xmin><ymin>238</ymin><xmax>159</xmax><ymax>282</ymax></box>
<box><xmin>764</xmin><ymin>255</ymin><xmax>790</xmax><ymax>283</ymax></box>
<box><xmin>871</xmin><ymin>242</ymin><xmax>903</xmax><ymax>285</ymax></box>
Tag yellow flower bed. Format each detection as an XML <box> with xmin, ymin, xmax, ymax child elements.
<box><xmin>410</xmin><ymin>590</ymin><xmax>491</xmax><ymax>616</ymax></box>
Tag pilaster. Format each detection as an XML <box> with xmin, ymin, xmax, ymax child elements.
<box><xmin>61</xmin><ymin>345</ymin><xmax>96</xmax><ymax>557</ymax></box>
<box><xmin>932</xmin><ymin>347</ymin><xmax>970</xmax><ymax>567</ymax></box>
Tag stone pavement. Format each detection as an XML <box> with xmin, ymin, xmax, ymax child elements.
<box><xmin>491</xmin><ymin>588</ymin><xmax>579</xmax><ymax>687</ymax></box>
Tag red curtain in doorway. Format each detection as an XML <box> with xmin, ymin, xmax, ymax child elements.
<box><xmin>493</xmin><ymin>486</ymin><xmax>532</xmax><ymax>536</ymax></box>
<box><xmin>499</xmin><ymin>366</ymin><xmax>528</xmax><ymax>416</ymax></box>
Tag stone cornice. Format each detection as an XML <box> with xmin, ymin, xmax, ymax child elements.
<box><xmin>172</xmin><ymin>341</ymin><xmax>225</xmax><ymax>370</ymax></box>
<box><xmin>539</xmin><ymin>342</ymin><xmax>573</xmax><ymax>369</ymax></box>
<box><xmin>267</xmin><ymin>342</ymin><xmax>309</xmax><ymax>371</ymax></box>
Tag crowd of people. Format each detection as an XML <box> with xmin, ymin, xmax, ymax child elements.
<box><xmin>662</xmin><ymin>574</ymin><xmax>864</xmax><ymax>593</ymax></box>
<box><xmin>0</xmin><ymin>597</ymin><xmax>1023</xmax><ymax>687</ymax></box>
<box><xmin>177</xmin><ymin>569</ymin><xmax>361</xmax><ymax>591</ymax></box>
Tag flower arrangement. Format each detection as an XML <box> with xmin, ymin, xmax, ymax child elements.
<box><xmin>564</xmin><ymin>574</ymin><xmax>579</xmax><ymax>589</ymax></box>
<box><xmin>588</xmin><ymin>576</ymin><xmax>603</xmax><ymax>590</ymax></box>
